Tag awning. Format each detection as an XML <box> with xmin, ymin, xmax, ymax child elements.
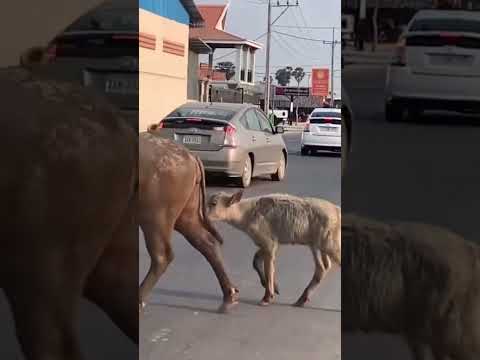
<box><xmin>189</xmin><ymin>38</ymin><xmax>212</xmax><ymax>54</ymax></box>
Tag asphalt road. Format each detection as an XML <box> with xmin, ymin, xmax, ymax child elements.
<box><xmin>139</xmin><ymin>132</ymin><xmax>341</xmax><ymax>360</ymax></box>
<box><xmin>342</xmin><ymin>63</ymin><xmax>480</xmax><ymax>360</ymax></box>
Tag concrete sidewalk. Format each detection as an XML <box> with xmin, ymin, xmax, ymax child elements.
<box><xmin>343</xmin><ymin>43</ymin><xmax>395</xmax><ymax>66</ymax></box>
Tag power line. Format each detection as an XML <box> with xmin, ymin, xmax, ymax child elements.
<box><xmin>273</xmin><ymin>30</ymin><xmax>340</xmax><ymax>43</ymax></box>
<box><xmin>213</xmin><ymin>1</ymin><xmax>291</xmax><ymax>62</ymax></box>
<box><xmin>213</xmin><ymin>32</ymin><xmax>267</xmax><ymax>61</ymax></box>
<box><xmin>273</xmin><ymin>25</ymin><xmax>340</xmax><ymax>29</ymax></box>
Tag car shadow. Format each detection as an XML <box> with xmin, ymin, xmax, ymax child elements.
<box><xmin>300</xmin><ymin>152</ymin><xmax>341</xmax><ymax>158</ymax></box>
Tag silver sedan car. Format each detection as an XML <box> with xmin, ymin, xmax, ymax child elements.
<box><xmin>151</xmin><ymin>103</ymin><xmax>288</xmax><ymax>188</ymax></box>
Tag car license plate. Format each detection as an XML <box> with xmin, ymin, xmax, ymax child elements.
<box><xmin>430</xmin><ymin>54</ymin><xmax>473</xmax><ymax>67</ymax></box>
<box><xmin>183</xmin><ymin>135</ymin><xmax>202</xmax><ymax>145</ymax></box>
<box><xmin>318</xmin><ymin>126</ymin><xmax>337</xmax><ymax>132</ymax></box>
<box><xmin>105</xmin><ymin>78</ymin><xmax>139</xmax><ymax>94</ymax></box>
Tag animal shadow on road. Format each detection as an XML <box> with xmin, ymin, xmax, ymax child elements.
<box><xmin>149</xmin><ymin>288</ymin><xmax>227</xmax><ymax>314</ymax></box>
<box><xmin>152</xmin><ymin>288</ymin><xmax>341</xmax><ymax>314</ymax></box>
<box><xmin>240</xmin><ymin>298</ymin><xmax>341</xmax><ymax>313</ymax></box>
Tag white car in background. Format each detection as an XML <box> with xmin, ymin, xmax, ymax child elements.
<box><xmin>385</xmin><ymin>10</ymin><xmax>480</xmax><ymax>122</ymax></box>
<box><xmin>301</xmin><ymin>108</ymin><xmax>341</xmax><ymax>156</ymax></box>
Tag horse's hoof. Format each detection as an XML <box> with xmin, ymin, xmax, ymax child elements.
<box><xmin>258</xmin><ymin>300</ymin><xmax>271</xmax><ymax>307</ymax></box>
<box><xmin>292</xmin><ymin>297</ymin><xmax>308</xmax><ymax>307</ymax></box>
<box><xmin>218</xmin><ymin>300</ymin><xmax>239</xmax><ymax>314</ymax></box>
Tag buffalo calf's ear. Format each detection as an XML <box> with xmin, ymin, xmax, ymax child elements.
<box><xmin>229</xmin><ymin>190</ymin><xmax>244</xmax><ymax>206</ymax></box>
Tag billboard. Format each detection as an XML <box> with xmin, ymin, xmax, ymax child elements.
<box><xmin>311</xmin><ymin>68</ymin><xmax>329</xmax><ymax>97</ymax></box>
<box><xmin>275</xmin><ymin>87</ymin><xmax>310</xmax><ymax>97</ymax></box>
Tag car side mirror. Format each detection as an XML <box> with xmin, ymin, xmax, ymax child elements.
<box><xmin>275</xmin><ymin>125</ymin><xmax>285</xmax><ymax>134</ymax></box>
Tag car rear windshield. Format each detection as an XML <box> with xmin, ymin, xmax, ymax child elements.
<box><xmin>166</xmin><ymin>108</ymin><xmax>237</xmax><ymax>121</ymax></box>
<box><xmin>410</xmin><ymin>18</ymin><xmax>480</xmax><ymax>34</ymax></box>
<box><xmin>310</xmin><ymin>118</ymin><xmax>341</xmax><ymax>125</ymax></box>
<box><xmin>311</xmin><ymin>111</ymin><xmax>341</xmax><ymax>118</ymax></box>
<box><xmin>65</xmin><ymin>7</ymin><xmax>138</xmax><ymax>32</ymax></box>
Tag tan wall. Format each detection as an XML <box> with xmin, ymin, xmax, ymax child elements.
<box><xmin>139</xmin><ymin>9</ymin><xmax>189</xmax><ymax>132</ymax></box>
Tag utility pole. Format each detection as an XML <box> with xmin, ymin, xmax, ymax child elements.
<box><xmin>264</xmin><ymin>0</ymin><xmax>272</xmax><ymax>114</ymax></box>
<box><xmin>330</xmin><ymin>27</ymin><xmax>335</xmax><ymax>108</ymax></box>
<box><xmin>264</xmin><ymin>0</ymin><xmax>299</xmax><ymax>115</ymax></box>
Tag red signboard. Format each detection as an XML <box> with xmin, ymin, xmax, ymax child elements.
<box><xmin>311</xmin><ymin>68</ymin><xmax>329</xmax><ymax>97</ymax></box>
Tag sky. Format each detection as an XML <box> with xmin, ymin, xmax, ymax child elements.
<box><xmin>196</xmin><ymin>0</ymin><xmax>341</xmax><ymax>97</ymax></box>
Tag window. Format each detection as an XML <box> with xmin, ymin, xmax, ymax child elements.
<box><xmin>255</xmin><ymin>110</ymin><xmax>273</xmax><ymax>134</ymax></box>
<box><xmin>243</xmin><ymin>110</ymin><xmax>262</xmax><ymax>131</ymax></box>
<box><xmin>311</xmin><ymin>111</ymin><xmax>341</xmax><ymax>118</ymax></box>
<box><xmin>410</xmin><ymin>18</ymin><xmax>480</xmax><ymax>34</ymax></box>
<box><xmin>166</xmin><ymin>108</ymin><xmax>236</xmax><ymax>121</ymax></box>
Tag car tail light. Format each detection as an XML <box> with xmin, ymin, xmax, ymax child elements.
<box><xmin>45</xmin><ymin>43</ymin><xmax>57</xmax><ymax>62</ymax></box>
<box><xmin>440</xmin><ymin>33</ymin><xmax>462</xmax><ymax>46</ymax></box>
<box><xmin>392</xmin><ymin>38</ymin><xmax>406</xmax><ymax>66</ymax></box>
<box><xmin>224</xmin><ymin>124</ymin><xmax>237</xmax><ymax>147</ymax></box>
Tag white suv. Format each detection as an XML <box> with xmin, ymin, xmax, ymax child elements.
<box><xmin>301</xmin><ymin>108</ymin><xmax>341</xmax><ymax>156</ymax></box>
<box><xmin>385</xmin><ymin>10</ymin><xmax>480</xmax><ymax>121</ymax></box>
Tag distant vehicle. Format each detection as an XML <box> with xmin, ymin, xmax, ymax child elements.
<box><xmin>153</xmin><ymin>103</ymin><xmax>288</xmax><ymax>188</ymax></box>
<box><xmin>385</xmin><ymin>10</ymin><xmax>480</xmax><ymax>121</ymax></box>
<box><xmin>43</xmin><ymin>1</ymin><xmax>138</xmax><ymax>127</ymax></box>
<box><xmin>269</xmin><ymin>109</ymin><xmax>289</xmax><ymax>125</ymax></box>
<box><xmin>301</xmin><ymin>108</ymin><xmax>341</xmax><ymax>156</ymax></box>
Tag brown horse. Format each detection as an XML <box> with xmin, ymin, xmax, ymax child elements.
<box><xmin>0</xmin><ymin>57</ymin><xmax>138</xmax><ymax>359</ymax></box>
<box><xmin>138</xmin><ymin>132</ymin><xmax>239</xmax><ymax>313</ymax></box>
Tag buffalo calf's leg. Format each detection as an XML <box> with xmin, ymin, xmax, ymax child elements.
<box><xmin>253</xmin><ymin>249</ymin><xmax>279</xmax><ymax>295</ymax></box>
<box><xmin>259</xmin><ymin>245</ymin><xmax>277</xmax><ymax>306</ymax></box>
<box><xmin>293</xmin><ymin>247</ymin><xmax>327</xmax><ymax>307</ymax></box>
<box><xmin>139</xmin><ymin>221</ymin><xmax>174</xmax><ymax>310</ymax></box>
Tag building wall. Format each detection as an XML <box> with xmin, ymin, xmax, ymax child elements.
<box><xmin>139</xmin><ymin>6</ymin><xmax>190</xmax><ymax>131</ymax></box>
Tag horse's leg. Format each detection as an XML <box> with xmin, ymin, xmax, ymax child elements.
<box><xmin>5</xmin><ymin>261</ymin><xmax>85</xmax><ymax>360</ymax></box>
<box><xmin>139</xmin><ymin>217</ymin><xmax>175</xmax><ymax>310</ymax></box>
<box><xmin>85</xmin><ymin>203</ymin><xmax>138</xmax><ymax>343</ymax></box>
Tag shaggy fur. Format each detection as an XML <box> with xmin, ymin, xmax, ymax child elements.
<box><xmin>342</xmin><ymin>213</ymin><xmax>480</xmax><ymax>360</ymax></box>
<box><xmin>208</xmin><ymin>191</ymin><xmax>341</xmax><ymax>306</ymax></box>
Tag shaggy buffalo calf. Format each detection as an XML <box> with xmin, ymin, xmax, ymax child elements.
<box><xmin>208</xmin><ymin>191</ymin><xmax>341</xmax><ymax>306</ymax></box>
<box><xmin>342</xmin><ymin>214</ymin><xmax>480</xmax><ymax>360</ymax></box>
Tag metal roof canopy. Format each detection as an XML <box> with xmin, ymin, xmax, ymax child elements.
<box><xmin>189</xmin><ymin>38</ymin><xmax>212</xmax><ymax>54</ymax></box>
<box><xmin>180</xmin><ymin>0</ymin><xmax>205</xmax><ymax>26</ymax></box>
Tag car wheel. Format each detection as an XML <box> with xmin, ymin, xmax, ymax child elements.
<box><xmin>301</xmin><ymin>147</ymin><xmax>309</xmax><ymax>156</ymax></box>
<box><xmin>271</xmin><ymin>153</ymin><xmax>286</xmax><ymax>181</ymax></box>
<box><xmin>238</xmin><ymin>156</ymin><xmax>252</xmax><ymax>188</ymax></box>
<box><xmin>385</xmin><ymin>103</ymin><xmax>403</xmax><ymax>122</ymax></box>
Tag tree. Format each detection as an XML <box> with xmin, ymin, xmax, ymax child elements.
<box><xmin>215</xmin><ymin>61</ymin><xmax>236</xmax><ymax>81</ymax></box>
<box><xmin>291</xmin><ymin>67</ymin><xmax>306</xmax><ymax>87</ymax></box>
<box><xmin>275</xmin><ymin>66</ymin><xmax>292</xmax><ymax>86</ymax></box>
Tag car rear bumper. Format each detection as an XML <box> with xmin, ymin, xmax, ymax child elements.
<box><xmin>386</xmin><ymin>65</ymin><xmax>480</xmax><ymax>112</ymax></box>
<box><xmin>301</xmin><ymin>133</ymin><xmax>341</xmax><ymax>148</ymax></box>
<box><xmin>191</xmin><ymin>147</ymin><xmax>245</xmax><ymax>177</ymax></box>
